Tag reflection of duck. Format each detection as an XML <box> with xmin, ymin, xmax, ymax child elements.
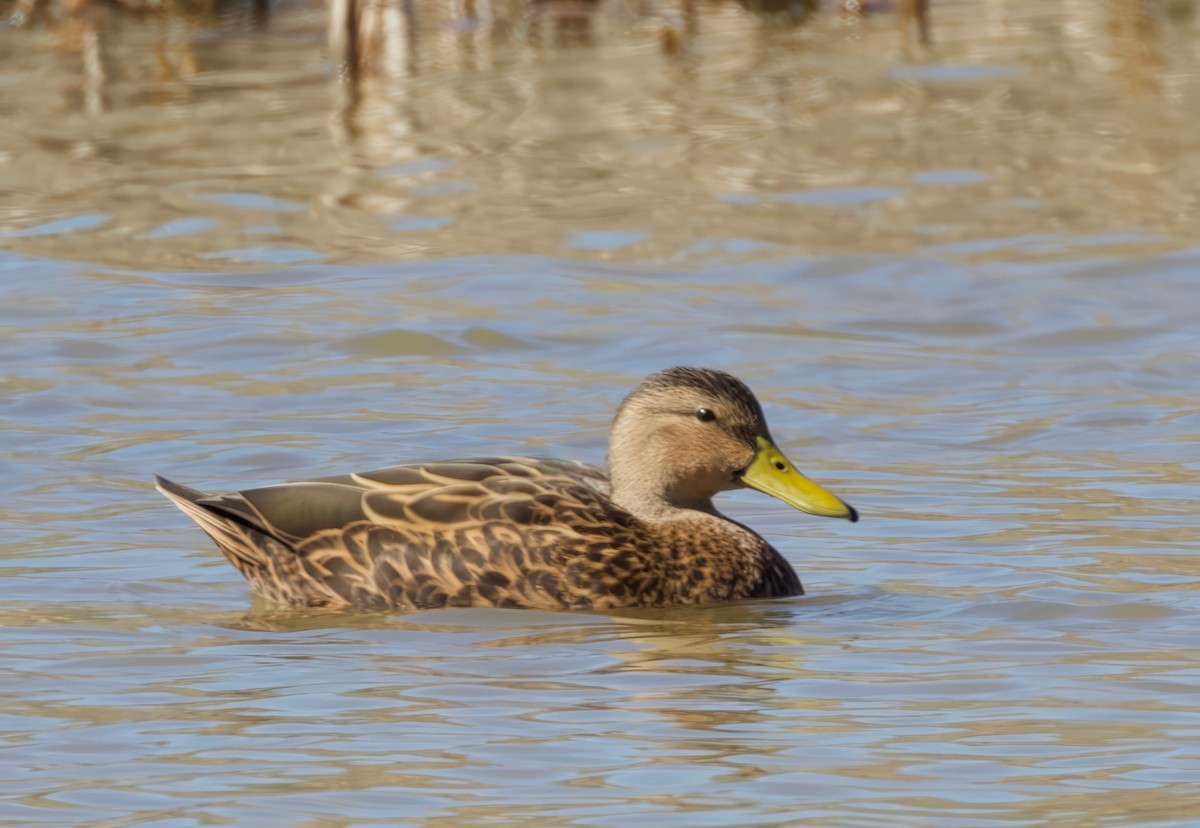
<box><xmin>158</xmin><ymin>367</ymin><xmax>857</xmax><ymax>611</ymax></box>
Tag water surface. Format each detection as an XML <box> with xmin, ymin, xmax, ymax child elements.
<box><xmin>1</xmin><ymin>1</ymin><xmax>1198</xmax><ymax>825</ymax></box>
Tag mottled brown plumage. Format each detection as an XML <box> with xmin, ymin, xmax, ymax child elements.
<box><xmin>157</xmin><ymin>367</ymin><xmax>857</xmax><ymax>611</ymax></box>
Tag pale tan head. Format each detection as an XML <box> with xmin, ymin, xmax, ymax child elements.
<box><xmin>607</xmin><ymin>367</ymin><xmax>859</xmax><ymax>523</ymax></box>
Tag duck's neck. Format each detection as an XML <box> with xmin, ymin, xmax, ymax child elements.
<box><xmin>608</xmin><ymin>448</ymin><xmax>724</xmax><ymax>522</ymax></box>
<box><xmin>611</xmin><ymin>488</ymin><xmax>722</xmax><ymax>523</ymax></box>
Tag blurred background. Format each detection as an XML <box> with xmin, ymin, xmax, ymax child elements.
<box><xmin>2</xmin><ymin>1</ymin><xmax>1198</xmax><ymax>826</ymax></box>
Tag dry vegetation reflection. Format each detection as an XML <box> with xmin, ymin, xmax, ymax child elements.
<box><xmin>1</xmin><ymin>0</ymin><xmax>1195</xmax><ymax>269</ymax></box>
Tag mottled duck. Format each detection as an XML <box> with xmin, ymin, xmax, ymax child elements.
<box><xmin>157</xmin><ymin>367</ymin><xmax>858</xmax><ymax>610</ymax></box>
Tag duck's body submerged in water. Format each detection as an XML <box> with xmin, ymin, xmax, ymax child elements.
<box><xmin>157</xmin><ymin>367</ymin><xmax>858</xmax><ymax>611</ymax></box>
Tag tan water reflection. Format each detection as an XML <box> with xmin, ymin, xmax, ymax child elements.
<box><xmin>2</xmin><ymin>0</ymin><xmax>1197</xmax><ymax>269</ymax></box>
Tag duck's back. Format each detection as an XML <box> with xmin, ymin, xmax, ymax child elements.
<box><xmin>157</xmin><ymin>457</ymin><xmax>666</xmax><ymax>611</ymax></box>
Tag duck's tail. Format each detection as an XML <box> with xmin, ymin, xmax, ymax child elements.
<box><xmin>155</xmin><ymin>474</ymin><xmax>281</xmax><ymax>586</ymax></box>
<box><xmin>155</xmin><ymin>475</ymin><xmax>375</xmax><ymax>608</ymax></box>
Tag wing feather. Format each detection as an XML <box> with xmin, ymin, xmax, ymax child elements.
<box><xmin>159</xmin><ymin>458</ymin><xmax>646</xmax><ymax>610</ymax></box>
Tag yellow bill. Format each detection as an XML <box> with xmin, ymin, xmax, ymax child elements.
<box><xmin>741</xmin><ymin>436</ymin><xmax>859</xmax><ymax>522</ymax></box>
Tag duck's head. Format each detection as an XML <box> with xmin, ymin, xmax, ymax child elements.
<box><xmin>608</xmin><ymin>366</ymin><xmax>858</xmax><ymax>522</ymax></box>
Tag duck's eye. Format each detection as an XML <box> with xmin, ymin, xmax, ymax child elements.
<box><xmin>695</xmin><ymin>407</ymin><xmax>716</xmax><ymax>422</ymax></box>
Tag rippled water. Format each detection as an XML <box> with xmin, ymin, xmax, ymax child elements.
<box><xmin>2</xmin><ymin>1</ymin><xmax>1199</xmax><ymax>825</ymax></box>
